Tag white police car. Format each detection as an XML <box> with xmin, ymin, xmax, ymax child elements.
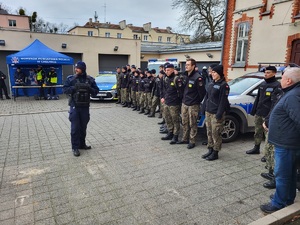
<box><xmin>90</xmin><ymin>72</ymin><xmax>118</xmax><ymax>101</ymax></box>
<box><xmin>198</xmin><ymin>67</ymin><xmax>283</xmax><ymax>143</ymax></box>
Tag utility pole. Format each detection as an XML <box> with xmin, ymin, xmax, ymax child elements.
<box><xmin>103</xmin><ymin>2</ymin><xmax>106</xmax><ymax>23</ymax></box>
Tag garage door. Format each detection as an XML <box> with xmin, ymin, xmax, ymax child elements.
<box><xmin>99</xmin><ymin>54</ymin><xmax>128</xmax><ymax>72</ymax></box>
<box><xmin>61</xmin><ymin>53</ymin><xmax>82</xmax><ymax>81</ymax></box>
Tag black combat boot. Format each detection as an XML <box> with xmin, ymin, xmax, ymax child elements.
<box><xmin>206</xmin><ymin>150</ymin><xmax>219</xmax><ymax>161</ymax></box>
<box><xmin>169</xmin><ymin>135</ymin><xmax>178</xmax><ymax>144</ymax></box>
<box><xmin>144</xmin><ymin>110</ymin><xmax>150</xmax><ymax>115</ymax></box>
<box><xmin>127</xmin><ymin>102</ymin><xmax>131</xmax><ymax>108</ymax></box>
<box><xmin>132</xmin><ymin>106</ymin><xmax>137</xmax><ymax>111</ymax></box>
<box><xmin>246</xmin><ymin>144</ymin><xmax>260</xmax><ymax>154</ymax></box>
<box><xmin>158</xmin><ymin>119</ymin><xmax>165</xmax><ymax>125</ymax></box>
<box><xmin>261</xmin><ymin>156</ymin><xmax>266</xmax><ymax>162</ymax></box>
<box><xmin>122</xmin><ymin>102</ymin><xmax>128</xmax><ymax>107</ymax></box>
<box><xmin>136</xmin><ymin>106</ymin><xmax>140</xmax><ymax>111</ymax></box>
<box><xmin>116</xmin><ymin>100</ymin><xmax>121</xmax><ymax>104</ymax></box>
<box><xmin>202</xmin><ymin>147</ymin><xmax>214</xmax><ymax>159</ymax></box>
<box><xmin>161</xmin><ymin>132</ymin><xmax>173</xmax><ymax>140</ymax></box>
<box><xmin>263</xmin><ymin>178</ymin><xmax>276</xmax><ymax>189</ymax></box>
<box><xmin>158</xmin><ymin>113</ymin><xmax>162</xmax><ymax>118</ymax></box>
<box><xmin>261</xmin><ymin>169</ymin><xmax>274</xmax><ymax>181</ymax></box>
<box><xmin>139</xmin><ymin>108</ymin><xmax>145</xmax><ymax>114</ymax></box>
<box><xmin>148</xmin><ymin>111</ymin><xmax>155</xmax><ymax>117</ymax></box>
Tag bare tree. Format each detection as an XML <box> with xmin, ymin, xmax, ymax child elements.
<box><xmin>172</xmin><ymin>0</ymin><xmax>225</xmax><ymax>42</ymax></box>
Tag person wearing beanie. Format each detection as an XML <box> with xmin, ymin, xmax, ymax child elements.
<box><xmin>63</xmin><ymin>61</ymin><xmax>99</xmax><ymax>157</ymax></box>
<box><xmin>202</xmin><ymin>64</ymin><xmax>230</xmax><ymax>161</ymax></box>
<box><xmin>130</xmin><ymin>70</ymin><xmax>140</xmax><ymax>111</ymax></box>
<box><xmin>143</xmin><ymin>70</ymin><xmax>154</xmax><ymax>115</ymax></box>
<box><xmin>120</xmin><ymin>66</ymin><xmax>129</xmax><ymax>107</ymax></box>
<box><xmin>137</xmin><ymin>70</ymin><xmax>146</xmax><ymax>113</ymax></box>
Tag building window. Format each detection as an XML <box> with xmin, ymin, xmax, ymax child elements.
<box><xmin>88</xmin><ymin>31</ymin><xmax>93</xmax><ymax>36</ymax></box>
<box><xmin>235</xmin><ymin>22</ymin><xmax>250</xmax><ymax>63</ymax></box>
<box><xmin>8</xmin><ymin>20</ymin><xmax>16</xmax><ymax>27</ymax></box>
<box><xmin>158</xmin><ymin>36</ymin><xmax>162</xmax><ymax>42</ymax></box>
<box><xmin>105</xmin><ymin>32</ymin><xmax>110</xmax><ymax>38</ymax></box>
<box><xmin>143</xmin><ymin>35</ymin><xmax>148</xmax><ymax>41</ymax></box>
<box><xmin>167</xmin><ymin>37</ymin><xmax>171</xmax><ymax>43</ymax></box>
<box><xmin>117</xmin><ymin>33</ymin><xmax>122</xmax><ymax>38</ymax></box>
<box><xmin>133</xmin><ymin>34</ymin><xmax>138</xmax><ymax>39</ymax></box>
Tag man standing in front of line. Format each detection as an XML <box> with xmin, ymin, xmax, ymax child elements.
<box><xmin>177</xmin><ymin>58</ymin><xmax>206</xmax><ymax>149</ymax></box>
<box><xmin>63</xmin><ymin>61</ymin><xmax>99</xmax><ymax>157</ymax></box>
<box><xmin>260</xmin><ymin>67</ymin><xmax>300</xmax><ymax>214</ymax></box>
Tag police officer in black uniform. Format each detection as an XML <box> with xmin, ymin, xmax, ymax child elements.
<box><xmin>63</xmin><ymin>61</ymin><xmax>99</xmax><ymax>157</ymax></box>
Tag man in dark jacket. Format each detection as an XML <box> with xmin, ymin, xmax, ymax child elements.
<box><xmin>161</xmin><ymin>64</ymin><xmax>184</xmax><ymax>144</ymax></box>
<box><xmin>63</xmin><ymin>61</ymin><xmax>99</xmax><ymax>157</ymax></box>
<box><xmin>260</xmin><ymin>67</ymin><xmax>300</xmax><ymax>214</ymax></box>
<box><xmin>177</xmin><ymin>58</ymin><xmax>206</xmax><ymax>149</ymax></box>
<box><xmin>120</xmin><ymin>66</ymin><xmax>129</xmax><ymax>107</ymax></box>
<box><xmin>14</xmin><ymin>67</ymin><xmax>28</xmax><ymax>97</ymax></box>
<box><xmin>0</xmin><ymin>70</ymin><xmax>11</xmax><ymax>100</ymax></box>
<box><xmin>246</xmin><ymin>66</ymin><xmax>280</xmax><ymax>154</ymax></box>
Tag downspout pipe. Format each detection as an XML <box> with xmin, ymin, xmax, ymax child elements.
<box><xmin>220</xmin><ymin>0</ymin><xmax>228</xmax><ymax>64</ymax></box>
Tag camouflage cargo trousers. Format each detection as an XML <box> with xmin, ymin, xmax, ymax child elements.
<box><xmin>205</xmin><ymin>112</ymin><xmax>225</xmax><ymax>151</ymax></box>
<box><xmin>116</xmin><ymin>88</ymin><xmax>121</xmax><ymax>101</ymax></box>
<box><xmin>131</xmin><ymin>90</ymin><xmax>138</xmax><ymax>106</ymax></box>
<box><xmin>181</xmin><ymin>104</ymin><xmax>200</xmax><ymax>144</ymax></box>
<box><xmin>139</xmin><ymin>92</ymin><xmax>145</xmax><ymax>109</ymax></box>
<box><xmin>121</xmin><ymin>88</ymin><xmax>128</xmax><ymax>103</ymax></box>
<box><xmin>263</xmin><ymin>131</ymin><xmax>275</xmax><ymax>171</ymax></box>
<box><xmin>151</xmin><ymin>96</ymin><xmax>160</xmax><ymax>114</ymax></box>
<box><xmin>164</xmin><ymin>104</ymin><xmax>181</xmax><ymax>135</ymax></box>
<box><xmin>254</xmin><ymin>115</ymin><xmax>266</xmax><ymax>145</ymax></box>
<box><xmin>135</xmin><ymin>92</ymin><xmax>140</xmax><ymax>107</ymax></box>
<box><xmin>144</xmin><ymin>92</ymin><xmax>152</xmax><ymax>110</ymax></box>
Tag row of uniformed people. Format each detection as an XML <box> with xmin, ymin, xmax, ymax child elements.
<box><xmin>116</xmin><ymin>60</ymin><xmax>230</xmax><ymax>161</ymax></box>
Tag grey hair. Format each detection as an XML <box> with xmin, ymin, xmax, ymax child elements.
<box><xmin>284</xmin><ymin>67</ymin><xmax>300</xmax><ymax>83</ymax></box>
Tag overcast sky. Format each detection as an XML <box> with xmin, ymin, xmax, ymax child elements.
<box><xmin>2</xmin><ymin>0</ymin><xmax>184</xmax><ymax>32</ymax></box>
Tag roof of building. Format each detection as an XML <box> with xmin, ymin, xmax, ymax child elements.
<box><xmin>0</xmin><ymin>8</ymin><xmax>9</xmax><ymax>15</ymax></box>
<box><xmin>141</xmin><ymin>41</ymin><xmax>222</xmax><ymax>53</ymax></box>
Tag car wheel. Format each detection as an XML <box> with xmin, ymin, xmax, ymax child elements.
<box><xmin>222</xmin><ymin>115</ymin><xmax>239</xmax><ymax>143</ymax></box>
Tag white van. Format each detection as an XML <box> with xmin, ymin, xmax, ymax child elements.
<box><xmin>147</xmin><ymin>58</ymin><xmax>179</xmax><ymax>72</ymax></box>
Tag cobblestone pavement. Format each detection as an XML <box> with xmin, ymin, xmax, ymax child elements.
<box><xmin>0</xmin><ymin>96</ymin><xmax>294</xmax><ymax>225</ymax></box>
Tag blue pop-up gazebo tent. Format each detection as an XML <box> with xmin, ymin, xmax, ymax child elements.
<box><xmin>6</xmin><ymin>39</ymin><xmax>74</xmax><ymax>96</ymax></box>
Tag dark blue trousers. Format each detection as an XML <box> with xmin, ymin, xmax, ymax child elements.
<box><xmin>69</xmin><ymin>106</ymin><xmax>90</xmax><ymax>149</ymax></box>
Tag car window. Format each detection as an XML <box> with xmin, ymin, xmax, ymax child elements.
<box><xmin>96</xmin><ymin>75</ymin><xmax>116</xmax><ymax>82</ymax></box>
<box><xmin>228</xmin><ymin>77</ymin><xmax>261</xmax><ymax>95</ymax></box>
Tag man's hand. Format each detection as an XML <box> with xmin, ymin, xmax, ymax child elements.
<box><xmin>161</xmin><ymin>98</ymin><xmax>165</xmax><ymax>104</ymax></box>
<box><xmin>263</xmin><ymin>122</ymin><xmax>268</xmax><ymax>132</ymax></box>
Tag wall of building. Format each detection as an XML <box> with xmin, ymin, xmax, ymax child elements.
<box><xmin>0</xmin><ymin>30</ymin><xmax>141</xmax><ymax>76</ymax></box>
<box><xmin>0</xmin><ymin>15</ymin><xmax>30</xmax><ymax>31</ymax></box>
<box><xmin>225</xmin><ymin>0</ymin><xmax>300</xmax><ymax>79</ymax></box>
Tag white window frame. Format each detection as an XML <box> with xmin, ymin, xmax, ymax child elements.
<box><xmin>117</xmin><ymin>33</ymin><xmax>122</xmax><ymax>38</ymax></box>
<box><xmin>235</xmin><ymin>22</ymin><xmax>250</xmax><ymax>63</ymax></box>
<box><xmin>88</xmin><ymin>31</ymin><xmax>93</xmax><ymax>36</ymax></box>
<box><xmin>105</xmin><ymin>32</ymin><xmax>110</xmax><ymax>38</ymax></box>
<box><xmin>8</xmin><ymin>19</ymin><xmax>16</xmax><ymax>27</ymax></box>
<box><xmin>167</xmin><ymin>37</ymin><xmax>171</xmax><ymax>43</ymax></box>
<box><xmin>133</xmin><ymin>34</ymin><xmax>138</xmax><ymax>39</ymax></box>
<box><xmin>143</xmin><ymin>35</ymin><xmax>148</xmax><ymax>41</ymax></box>
<box><xmin>158</xmin><ymin>36</ymin><xmax>162</xmax><ymax>42</ymax></box>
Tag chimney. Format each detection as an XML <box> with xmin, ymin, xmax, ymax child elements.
<box><xmin>166</xmin><ymin>26</ymin><xmax>172</xmax><ymax>33</ymax></box>
<box><xmin>119</xmin><ymin>20</ymin><xmax>126</xmax><ymax>29</ymax></box>
<box><xmin>143</xmin><ymin>22</ymin><xmax>151</xmax><ymax>32</ymax></box>
<box><xmin>127</xmin><ymin>23</ymin><xmax>133</xmax><ymax>27</ymax></box>
<box><xmin>89</xmin><ymin>18</ymin><xmax>93</xmax><ymax>25</ymax></box>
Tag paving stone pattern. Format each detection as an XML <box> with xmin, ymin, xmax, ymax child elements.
<box><xmin>0</xmin><ymin>96</ymin><xmax>291</xmax><ymax>225</ymax></box>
